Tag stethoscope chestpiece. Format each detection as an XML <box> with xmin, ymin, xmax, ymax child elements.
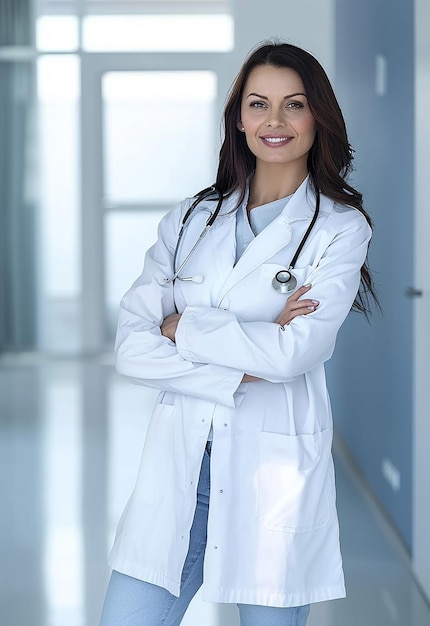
<box><xmin>272</xmin><ymin>269</ymin><xmax>297</xmax><ymax>294</ymax></box>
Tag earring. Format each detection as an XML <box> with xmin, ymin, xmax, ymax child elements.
<box><xmin>241</xmin><ymin>127</ymin><xmax>245</xmax><ymax>131</ymax></box>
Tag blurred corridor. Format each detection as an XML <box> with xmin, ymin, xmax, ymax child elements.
<box><xmin>2</xmin><ymin>0</ymin><xmax>430</xmax><ymax>623</ymax></box>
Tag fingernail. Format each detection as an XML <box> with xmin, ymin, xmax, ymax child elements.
<box><xmin>307</xmin><ymin>306</ymin><xmax>315</xmax><ymax>311</ymax></box>
<box><xmin>304</xmin><ymin>283</ymin><xmax>312</xmax><ymax>287</ymax></box>
<box><xmin>311</xmin><ymin>300</ymin><xmax>319</xmax><ymax>305</ymax></box>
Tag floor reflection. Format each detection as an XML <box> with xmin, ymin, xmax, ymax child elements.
<box><xmin>0</xmin><ymin>357</ymin><xmax>429</xmax><ymax>626</ymax></box>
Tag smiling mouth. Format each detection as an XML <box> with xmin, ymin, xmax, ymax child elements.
<box><xmin>261</xmin><ymin>136</ymin><xmax>292</xmax><ymax>145</ymax></box>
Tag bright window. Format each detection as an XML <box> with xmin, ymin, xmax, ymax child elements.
<box><xmin>36</xmin><ymin>15</ymin><xmax>79</xmax><ymax>52</ymax></box>
<box><xmin>37</xmin><ymin>55</ymin><xmax>81</xmax><ymax>351</ymax></box>
<box><xmin>102</xmin><ymin>70</ymin><xmax>217</xmax><ymax>204</ymax></box>
<box><xmin>83</xmin><ymin>14</ymin><xmax>233</xmax><ymax>52</ymax></box>
<box><xmin>36</xmin><ymin>2</ymin><xmax>234</xmax><ymax>53</ymax></box>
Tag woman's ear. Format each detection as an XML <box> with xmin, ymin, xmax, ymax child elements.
<box><xmin>236</xmin><ymin>121</ymin><xmax>245</xmax><ymax>132</ymax></box>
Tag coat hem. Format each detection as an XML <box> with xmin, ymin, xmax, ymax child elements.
<box><xmin>108</xmin><ymin>557</ymin><xmax>181</xmax><ymax>597</ymax></box>
<box><xmin>201</xmin><ymin>584</ymin><xmax>346</xmax><ymax>608</ymax></box>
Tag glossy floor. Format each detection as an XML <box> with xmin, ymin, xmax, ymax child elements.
<box><xmin>1</xmin><ymin>357</ymin><xmax>429</xmax><ymax>626</ymax></box>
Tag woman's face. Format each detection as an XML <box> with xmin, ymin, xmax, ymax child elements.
<box><xmin>238</xmin><ymin>64</ymin><xmax>316</xmax><ymax>173</ymax></box>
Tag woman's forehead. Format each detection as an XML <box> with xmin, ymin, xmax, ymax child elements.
<box><xmin>243</xmin><ymin>65</ymin><xmax>305</xmax><ymax>95</ymax></box>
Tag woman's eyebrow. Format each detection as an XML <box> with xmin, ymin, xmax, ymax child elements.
<box><xmin>246</xmin><ymin>92</ymin><xmax>307</xmax><ymax>99</ymax></box>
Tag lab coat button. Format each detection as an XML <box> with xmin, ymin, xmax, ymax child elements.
<box><xmin>219</xmin><ymin>489</ymin><xmax>223</xmax><ymax>493</ymax></box>
<box><xmin>224</xmin><ymin>423</ymin><xmax>228</xmax><ymax>427</ymax></box>
<box><xmin>214</xmin><ymin>546</ymin><xmax>218</xmax><ymax>550</ymax></box>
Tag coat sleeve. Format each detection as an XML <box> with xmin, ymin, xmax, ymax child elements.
<box><xmin>115</xmin><ymin>201</ymin><xmax>244</xmax><ymax>407</ymax></box>
<box><xmin>175</xmin><ymin>210</ymin><xmax>372</xmax><ymax>383</ymax></box>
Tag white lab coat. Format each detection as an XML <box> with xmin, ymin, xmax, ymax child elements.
<box><xmin>109</xmin><ymin>177</ymin><xmax>372</xmax><ymax>607</ymax></box>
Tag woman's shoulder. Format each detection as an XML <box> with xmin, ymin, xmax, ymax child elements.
<box><xmin>321</xmin><ymin>195</ymin><xmax>372</xmax><ymax>245</ymax></box>
<box><xmin>321</xmin><ymin>194</ymin><xmax>372</xmax><ymax>236</ymax></box>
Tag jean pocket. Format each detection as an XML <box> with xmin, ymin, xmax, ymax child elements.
<box><xmin>257</xmin><ymin>429</ymin><xmax>331</xmax><ymax>533</ymax></box>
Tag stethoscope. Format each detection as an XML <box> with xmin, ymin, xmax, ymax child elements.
<box><xmin>163</xmin><ymin>186</ymin><xmax>223</xmax><ymax>285</ymax></box>
<box><xmin>164</xmin><ymin>185</ymin><xmax>320</xmax><ymax>293</ymax></box>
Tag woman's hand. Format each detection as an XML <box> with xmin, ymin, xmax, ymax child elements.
<box><xmin>242</xmin><ymin>374</ymin><xmax>260</xmax><ymax>382</ymax></box>
<box><xmin>275</xmin><ymin>284</ymin><xmax>319</xmax><ymax>328</ymax></box>
<box><xmin>161</xmin><ymin>313</ymin><xmax>181</xmax><ymax>342</ymax></box>
<box><xmin>242</xmin><ymin>286</ymin><xmax>318</xmax><ymax>382</ymax></box>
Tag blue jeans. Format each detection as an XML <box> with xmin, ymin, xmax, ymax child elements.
<box><xmin>100</xmin><ymin>446</ymin><xmax>310</xmax><ymax>626</ymax></box>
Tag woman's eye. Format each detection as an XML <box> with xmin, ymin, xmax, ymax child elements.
<box><xmin>286</xmin><ymin>101</ymin><xmax>304</xmax><ymax>110</ymax></box>
<box><xmin>249</xmin><ymin>101</ymin><xmax>267</xmax><ymax>109</ymax></box>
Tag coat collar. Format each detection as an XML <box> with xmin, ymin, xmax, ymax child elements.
<box><xmin>209</xmin><ymin>177</ymin><xmax>332</xmax><ymax>303</ymax></box>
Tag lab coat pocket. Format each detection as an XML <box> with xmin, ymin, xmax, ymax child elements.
<box><xmin>258</xmin><ymin>429</ymin><xmax>331</xmax><ymax>532</ymax></box>
<box><xmin>134</xmin><ymin>403</ymin><xmax>176</xmax><ymax>505</ymax></box>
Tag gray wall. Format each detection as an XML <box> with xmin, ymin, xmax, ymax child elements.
<box><xmin>327</xmin><ymin>0</ymin><xmax>415</xmax><ymax>548</ymax></box>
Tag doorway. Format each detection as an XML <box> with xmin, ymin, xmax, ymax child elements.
<box><xmin>80</xmin><ymin>52</ymin><xmax>231</xmax><ymax>351</ymax></box>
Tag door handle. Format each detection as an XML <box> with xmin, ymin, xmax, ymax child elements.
<box><xmin>405</xmin><ymin>287</ymin><xmax>423</xmax><ymax>297</ymax></box>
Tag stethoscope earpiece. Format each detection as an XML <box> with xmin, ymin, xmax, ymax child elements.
<box><xmin>272</xmin><ymin>270</ymin><xmax>297</xmax><ymax>293</ymax></box>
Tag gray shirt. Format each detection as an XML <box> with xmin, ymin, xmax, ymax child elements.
<box><xmin>235</xmin><ymin>194</ymin><xmax>293</xmax><ymax>262</ymax></box>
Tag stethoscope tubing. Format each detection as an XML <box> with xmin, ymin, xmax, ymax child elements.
<box><xmin>164</xmin><ymin>223</ymin><xmax>211</xmax><ymax>284</ymax></box>
<box><xmin>165</xmin><ymin>185</ymin><xmax>320</xmax><ymax>288</ymax></box>
<box><xmin>164</xmin><ymin>187</ymin><xmax>223</xmax><ymax>284</ymax></box>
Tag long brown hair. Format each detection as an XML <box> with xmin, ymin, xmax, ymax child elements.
<box><xmin>198</xmin><ymin>41</ymin><xmax>378</xmax><ymax>314</ymax></box>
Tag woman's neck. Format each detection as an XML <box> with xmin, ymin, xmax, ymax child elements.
<box><xmin>247</xmin><ymin>163</ymin><xmax>308</xmax><ymax>211</ymax></box>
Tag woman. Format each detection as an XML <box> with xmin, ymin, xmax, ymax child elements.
<box><xmin>100</xmin><ymin>41</ymin><xmax>377</xmax><ymax>626</ymax></box>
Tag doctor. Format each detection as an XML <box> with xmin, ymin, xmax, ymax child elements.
<box><xmin>100</xmin><ymin>41</ymin><xmax>378</xmax><ymax>626</ymax></box>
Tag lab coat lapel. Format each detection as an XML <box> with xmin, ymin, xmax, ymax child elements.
<box><xmin>216</xmin><ymin>178</ymin><xmax>316</xmax><ymax>302</ymax></box>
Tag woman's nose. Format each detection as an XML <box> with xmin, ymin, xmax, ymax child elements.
<box><xmin>265</xmin><ymin>115</ymin><xmax>285</xmax><ymax>128</ymax></box>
